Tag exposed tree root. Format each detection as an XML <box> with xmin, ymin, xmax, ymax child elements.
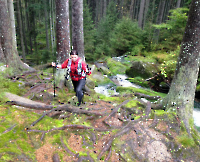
<box><xmin>52</xmin><ymin>153</ymin><xmax>60</xmax><ymax>162</ymax></box>
<box><xmin>103</xmin><ymin>99</ymin><xmax>130</xmax><ymax>128</ymax></box>
<box><xmin>60</xmin><ymin>136</ymin><xmax>77</xmax><ymax>156</ymax></box>
<box><xmin>134</xmin><ymin>92</ymin><xmax>161</xmax><ymax>100</ymax></box>
<box><xmin>1</xmin><ymin>124</ymin><xmax>17</xmax><ymax>134</ymax></box>
<box><xmin>26</xmin><ymin>124</ymin><xmax>113</xmax><ymax>134</ymax></box>
<box><xmin>97</xmin><ymin>121</ymin><xmax>136</xmax><ymax>161</ymax></box>
<box><xmin>77</xmin><ymin>152</ymin><xmax>94</xmax><ymax>162</ymax></box>
<box><xmin>104</xmin><ymin>147</ymin><xmax>112</xmax><ymax>162</ymax></box>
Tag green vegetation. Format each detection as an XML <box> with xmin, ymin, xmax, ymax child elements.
<box><xmin>116</xmin><ymin>86</ymin><xmax>167</xmax><ymax>98</ymax></box>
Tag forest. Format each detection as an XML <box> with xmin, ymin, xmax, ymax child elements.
<box><xmin>1</xmin><ymin>0</ymin><xmax>200</xmax><ymax>162</ymax></box>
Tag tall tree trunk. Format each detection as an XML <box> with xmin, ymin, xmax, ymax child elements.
<box><xmin>120</xmin><ymin>0</ymin><xmax>124</xmax><ymax>18</ymax></box>
<box><xmin>71</xmin><ymin>0</ymin><xmax>84</xmax><ymax>60</ymax></box>
<box><xmin>153</xmin><ymin>0</ymin><xmax>166</xmax><ymax>43</ymax></box>
<box><xmin>163</xmin><ymin>0</ymin><xmax>173</xmax><ymax>22</ymax></box>
<box><xmin>44</xmin><ymin>0</ymin><xmax>50</xmax><ymax>51</ymax></box>
<box><xmin>138</xmin><ymin>0</ymin><xmax>145</xmax><ymax>29</ymax></box>
<box><xmin>135</xmin><ymin>0</ymin><xmax>139</xmax><ymax>20</ymax></box>
<box><xmin>129</xmin><ymin>0</ymin><xmax>135</xmax><ymax>20</ymax></box>
<box><xmin>55</xmin><ymin>0</ymin><xmax>71</xmax><ymax>63</ymax></box>
<box><xmin>49</xmin><ymin>0</ymin><xmax>53</xmax><ymax>53</ymax></box>
<box><xmin>176</xmin><ymin>0</ymin><xmax>181</xmax><ymax>8</ymax></box>
<box><xmin>0</xmin><ymin>0</ymin><xmax>30</xmax><ymax>72</ymax></box>
<box><xmin>7</xmin><ymin>0</ymin><xmax>17</xmax><ymax>48</ymax></box>
<box><xmin>143</xmin><ymin>0</ymin><xmax>150</xmax><ymax>28</ymax></box>
<box><xmin>17</xmin><ymin>0</ymin><xmax>26</xmax><ymax>63</ymax></box>
<box><xmin>52</xmin><ymin>0</ymin><xmax>56</xmax><ymax>52</ymax></box>
<box><xmin>95</xmin><ymin>1</ymin><xmax>100</xmax><ymax>27</ymax></box>
<box><xmin>163</xmin><ymin>0</ymin><xmax>200</xmax><ymax>136</ymax></box>
<box><xmin>20</xmin><ymin>0</ymin><xmax>28</xmax><ymax>56</ymax></box>
<box><xmin>103</xmin><ymin>0</ymin><xmax>107</xmax><ymax>17</ymax></box>
<box><xmin>25</xmin><ymin>0</ymin><xmax>33</xmax><ymax>54</ymax></box>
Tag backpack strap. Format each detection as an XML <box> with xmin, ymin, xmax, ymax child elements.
<box><xmin>65</xmin><ymin>58</ymin><xmax>71</xmax><ymax>80</ymax></box>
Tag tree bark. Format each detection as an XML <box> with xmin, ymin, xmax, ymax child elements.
<box><xmin>153</xmin><ymin>0</ymin><xmax>166</xmax><ymax>43</ymax></box>
<box><xmin>163</xmin><ymin>0</ymin><xmax>200</xmax><ymax>136</ymax></box>
<box><xmin>0</xmin><ymin>0</ymin><xmax>28</xmax><ymax>72</ymax></box>
<box><xmin>143</xmin><ymin>0</ymin><xmax>150</xmax><ymax>28</ymax></box>
<box><xmin>176</xmin><ymin>0</ymin><xmax>181</xmax><ymax>8</ymax></box>
<box><xmin>49</xmin><ymin>0</ymin><xmax>53</xmax><ymax>53</ymax></box>
<box><xmin>7</xmin><ymin>0</ymin><xmax>17</xmax><ymax>48</ymax></box>
<box><xmin>44</xmin><ymin>0</ymin><xmax>50</xmax><ymax>51</ymax></box>
<box><xmin>103</xmin><ymin>0</ymin><xmax>106</xmax><ymax>17</ymax></box>
<box><xmin>55</xmin><ymin>0</ymin><xmax>71</xmax><ymax>63</ymax></box>
<box><xmin>120</xmin><ymin>0</ymin><xmax>124</xmax><ymax>18</ymax></box>
<box><xmin>25</xmin><ymin>0</ymin><xmax>33</xmax><ymax>55</ymax></box>
<box><xmin>129</xmin><ymin>0</ymin><xmax>135</xmax><ymax>20</ymax></box>
<box><xmin>17</xmin><ymin>0</ymin><xmax>26</xmax><ymax>63</ymax></box>
<box><xmin>138</xmin><ymin>0</ymin><xmax>145</xmax><ymax>29</ymax></box>
<box><xmin>20</xmin><ymin>0</ymin><xmax>28</xmax><ymax>56</ymax></box>
<box><xmin>71</xmin><ymin>0</ymin><xmax>84</xmax><ymax>60</ymax></box>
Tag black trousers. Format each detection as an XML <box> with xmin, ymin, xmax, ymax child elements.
<box><xmin>72</xmin><ymin>78</ymin><xmax>86</xmax><ymax>104</ymax></box>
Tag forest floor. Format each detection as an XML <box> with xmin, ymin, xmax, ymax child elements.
<box><xmin>1</xmin><ymin>68</ymin><xmax>200</xmax><ymax>162</ymax></box>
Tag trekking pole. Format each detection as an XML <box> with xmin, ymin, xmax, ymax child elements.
<box><xmin>53</xmin><ymin>62</ymin><xmax>56</xmax><ymax>97</ymax></box>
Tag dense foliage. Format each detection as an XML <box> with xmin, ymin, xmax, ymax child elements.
<box><xmin>14</xmin><ymin>0</ymin><xmax>191</xmax><ymax>64</ymax></box>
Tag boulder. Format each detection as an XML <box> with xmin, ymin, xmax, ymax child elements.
<box><xmin>125</xmin><ymin>61</ymin><xmax>158</xmax><ymax>79</ymax></box>
<box><xmin>99</xmin><ymin>66</ymin><xmax>112</xmax><ymax>76</ymax></box>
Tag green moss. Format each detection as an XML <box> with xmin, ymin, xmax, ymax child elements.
<box><xmin>127</xmin><ymin>77</ymin><xmax>150</xmax><ymax>88</ymax></box>
<box><xmin>106</xmin><ymin>58</ymin><xmax>127</xmax><ymax>75</ymax></box>
<box><xmin>123</xmin><ymin>100</ymin><xmax>140</xmax><ymax>108</ymax></box>
<box><xmin>124</xmin><ymin>55</ymin><xmax>156</xmax><ymax>63</ymax></box>
<box><xmin>154</xmin><ymin>110</ymin><xmax>166</xmax><ymax>116</ymax></box>
<box><xmin>134</xmin><ymin>116</ymin><xmax>141</xmax><ymax>120</ymax></box>
<box><xmin>175</xmin><ymin>135</ymin><xmax>195</xmax><ymax>148</ymax></box>
<box><xmin>116</xmin><ymin>86</ymin><xmax>167</xmax><ymax>98</ymax></box>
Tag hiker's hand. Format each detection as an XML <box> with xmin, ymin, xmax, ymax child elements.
<box><xmin>52</xmin><ymin>62</ymin><xmax>56</xmax><ymax>67</ymax></box>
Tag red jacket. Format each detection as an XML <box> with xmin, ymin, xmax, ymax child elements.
<box><xmin>61</xmin><ymin>57</ymin><xmax>91</xmax><ymax>81</ymax></box>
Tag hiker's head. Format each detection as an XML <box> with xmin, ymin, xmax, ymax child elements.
<box><xmin>70</xmin><ymin>50</ymin><xmax>78</xmax><ymax>62</ymax></box>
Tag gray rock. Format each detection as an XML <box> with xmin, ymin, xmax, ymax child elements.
<box><xmin>126</xmin><ymin>61</ymin><xmax>158</xmax><ymax>79</ymax></box>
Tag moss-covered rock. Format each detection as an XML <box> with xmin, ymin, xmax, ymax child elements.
<box><xmin>127</xmin><ymin>76</ymin><xmax>150</xmax><ymax>88</ymax></box>
<box><xmin>125</xmin><ymin>61</ymin><xmax>158</xmax><ymax>79</ymax></box>
<box><xmin>116</xmin><ymin>86</ymin><xmax>167</xmax><ymax>98</ymax></box>
<box><xmin>99</xmin><ymin>66</ymin><xmax>112</xmax><ymax>76</ymax></box>
<box><xmin>106</xmin><ymin>58</ymin><xmax>127</xmax><ymax>75</ymax></box>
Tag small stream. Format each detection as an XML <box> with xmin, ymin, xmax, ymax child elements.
<box><xmin>94</xmin><ymin>73</ymin><xmax>200</xmax><ymax>128</ymax></box>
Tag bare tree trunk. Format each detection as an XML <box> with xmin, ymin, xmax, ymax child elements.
<box><xmin>25</xmin><ymin>0</ymin><xmax>33</xmax><ymax>54</ymax></box>
<box><xmin>153</xmin><ymin>0</ymin><xmax>166</xmax><ymax>43</ymax></box>
<box><xmin>129</xmin><ymin>0</ymin><xmax>135</xmax><ymax>20</ymax></box>
<box><xmin>55</xmin><ymin>0</ymin><xmax>71</xmax><ymax>63</ymax></box>
<box><xmin>0</xmin><ymin>0</ymin><xmax>30</xmax><ymax>72</ymax></box>
<box><xmin>44</xmin><ymin>0</ymin><xmax>50</xmax><ymax>51</ymax></box>
<box><xmin>138</xmin><ymin>0</ymin><xmax>145</xmax><ymax>29</ymax></box>
<box><xmin>49</xmin><ymin>0</ymin><xmax>53</xmax><ymax>53</ymax></box>
<box><xmin>143</xmin><ymin>0</ymin><xmax>150</xmax><ymax>28</ymax></box>
<box><xmin>71</xmin><ymin>0</ymin><xmax>84</xmax><ymax>60</ymax></box>
<box><xmin>176</xmin><ymin>0</ymin><xmax>181</xmax><ymax>8</ymax></box>
<box><xmin>95</xmin><ymin>1</ymin><xmax>99</xmax><ymax>27</ymax></box>
<box><xmin>163</xmin><ymin>0</ymin><xmax>200</xmax><ymax>136</ymax></box>
<box><xmin>120</xmin><ymin>0</ymin><xmax>124</xmax><ymax>18</ymax></box>
<box><xmin>7</xmin><ymin>0</ymin><xmax>17</xmax><ymax>48</ymax></box>
<box><xmin>20</xmin><ymin>0</ymin><xmax>28</xmax><ymax>56</ymax></box>
<box><xmin>17</xmin><ymin>0</ymin><xmax>26</xmax><ymax>63</ymax></box>
<box><xmin>103</xmin><ymin>0</ymin><xmax>107</xmax><ymax>17</ymax></box>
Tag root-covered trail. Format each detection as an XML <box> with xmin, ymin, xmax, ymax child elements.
<box><xmin>2</xmin><ymin>70</ymin><xmax>200</xmax><ymax>162</ymax></box>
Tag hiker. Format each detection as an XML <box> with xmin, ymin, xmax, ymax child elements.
<box><xmin>52</xmin><ymin>50</ymin><xmax>91</xmax><ymax>106</ymax></box>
